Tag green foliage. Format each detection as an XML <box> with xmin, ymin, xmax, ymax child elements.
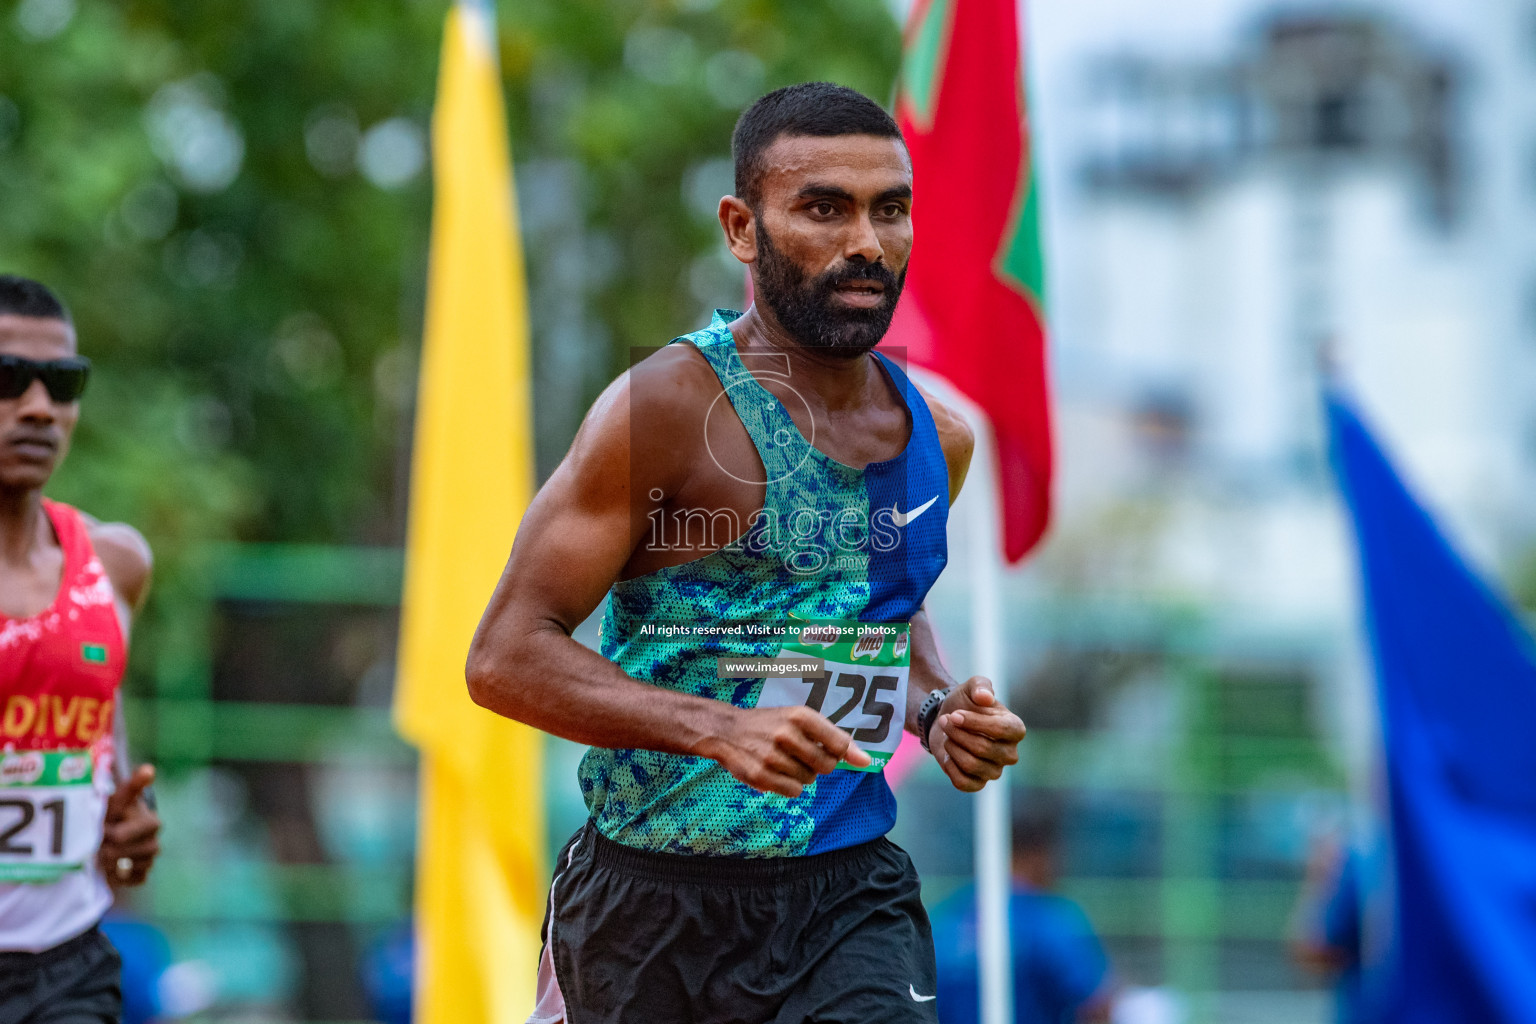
<box><xmin>0</xmin><ymin>0</ymin><xmax>901</xmax><ymax>696</ymax></box>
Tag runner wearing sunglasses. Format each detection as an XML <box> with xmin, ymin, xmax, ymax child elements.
<box><xmin>0</xmin><ymin>274</ymin><xmax>161</xmax><ymax>1024</ymax></box>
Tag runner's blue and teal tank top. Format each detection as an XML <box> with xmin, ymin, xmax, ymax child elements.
<box><xmin>580</xmin><ymin>309</ymin><xmax>950</xmax><ymax>857</ymax></box>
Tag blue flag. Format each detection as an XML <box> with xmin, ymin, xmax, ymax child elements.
<box><xmin>1328</xmin><ymin>391</ymin><xmax>1536</xmax><ymax>1023</ymax></box>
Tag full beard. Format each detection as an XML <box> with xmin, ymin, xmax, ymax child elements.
<box><xmin>752</xmin><ymin>221</ymin><xmax>905</xmax><ymax>358</ymax></box>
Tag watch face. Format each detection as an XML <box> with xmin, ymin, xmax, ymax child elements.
<box><xmin>918</xmin><ymin>688</ymin><xmax>949</xmax><ymax>751</ymax></box>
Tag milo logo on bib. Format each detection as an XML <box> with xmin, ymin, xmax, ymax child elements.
<box><xmin>754</xmin><ymin>620</ymin><xmax>911</xmax><ymax>772</ymax></box>
<box><xmin>0</xmin><ymin>753</ymin><xmax>45</xmax><ymax>786</ymax></box>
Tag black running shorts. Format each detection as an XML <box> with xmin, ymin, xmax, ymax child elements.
<box><xmin>0</xmin><ymin>925</ymin><xmax>122</xmax><ymax>1024</ymax></box>
<box><xmin>538</xmin><ymin>824</ymin><xmax>941</xmax><ymax>1024</ymax></box>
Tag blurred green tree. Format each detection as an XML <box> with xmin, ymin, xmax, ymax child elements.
<box><xmin>0</xmin><ymin>0</ymin><xmax>901</xmax><ymax>698</ymax></box>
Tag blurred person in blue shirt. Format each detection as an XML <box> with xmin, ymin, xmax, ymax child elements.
<box><xmin>99</xmin><ymin>912</ymin><xmax>171</xmax><ymax>1024</ymax></box>
<box><xmin>931</xmin><ymin>800</ymin><xmax>1115</xmax><ymax>1024</ymax></box>
<box><xmin>361</xmin><ymin>924</ymin><xmax>412</xmax><ymax>1024</ymax></box>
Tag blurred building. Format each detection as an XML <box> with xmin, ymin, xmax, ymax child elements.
<box><xmin>1040</xmin><ymin>6</ymin><xmax>1536</xmax><ymax>763</ymax></box>
<box><xmin>1056</xmin><ymin>9</ymin><xmax>1509</xmax><ymax>571</ymax></box>
<box><xmin>894</xmin><ymin>8</ymin><xmax>1536</xmax><ymax>1021</ymax></box>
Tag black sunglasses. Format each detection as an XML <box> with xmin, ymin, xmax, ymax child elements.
<box><xmin>0</xmin><ymin>354</ymin><xmax>91</xmax><ymax>403</ymax></box>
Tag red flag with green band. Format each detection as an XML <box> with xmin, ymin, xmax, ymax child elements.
<box><xmin>885</xmin><ymin>0</ymin><xmax>1053</xmax><ymax>562</ymax></box>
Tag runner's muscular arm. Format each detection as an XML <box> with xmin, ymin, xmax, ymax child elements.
<box><xmin>924</xmin><ymin>386</ymin><xmax>974</xmax><ymax>508</ymax></box>
<box><xmin>82</xmin><ymin>518</ymin><xmax>150</xmax><ymax>764</ymax></box>
<box><xmin>905</xmin><ymin>391</ymin><xmax>1026</xmax><ymax>792</ymax></box>
<box><xmin>901</xmin><ymin>386</ymin><xmax>975</xmax><ymax>739</ymax></box>
<box><xmin>83</xmin><ymin>516</ymin><xmax>160</xmax><ymax>886</ymax></box>
<box><xmin>467</xmin><ymin>349</ymin><xmax>867</xmax><ymax>798</ymax></box>
<box><xmin>83</xmin><ymin>516</ymin><xmax>152</xmax><ymax>637</ymax></box>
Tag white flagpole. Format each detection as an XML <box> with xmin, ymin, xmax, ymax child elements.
<box><xmin>968</xmin><ymin>416</ymin><xmax>1014</xmax><ymax>1024</ymax></box>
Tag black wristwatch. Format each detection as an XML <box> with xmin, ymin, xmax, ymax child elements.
<box><xmin>917</xmin><ymin>687</ymin><xmax>952</xmax><ymax>752</ymax></box>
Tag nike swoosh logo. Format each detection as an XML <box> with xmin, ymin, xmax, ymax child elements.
<box><xmin>890</xmin><ymin>495</ymin><xmax>939</xmax><ymax>527</ymax></box>
<box><xmin>909</xmin><ymin>984</ymin><xmax>936</xmax><ymax>1002</ymax></box>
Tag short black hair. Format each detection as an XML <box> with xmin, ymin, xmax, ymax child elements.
<box><xmin>0</xmin><ymin>274</ymin><xmax>70</xmax><ymax>322</ymax></box>
<box><xmin>731</xmin><ymin>82</ymin><xmax>903</xmax><ymax>208</ymax></box>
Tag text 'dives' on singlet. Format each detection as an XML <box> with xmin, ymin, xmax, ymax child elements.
<box><xmin>580</xmin><ymin>310</ymin><xmax>950</xmax><ymax>857</ymax></box>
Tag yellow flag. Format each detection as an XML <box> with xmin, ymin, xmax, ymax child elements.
<box><xmin>394</xmin><ymin>3</ymin><xmax>545</xmax><ymax>1020</ymax></box>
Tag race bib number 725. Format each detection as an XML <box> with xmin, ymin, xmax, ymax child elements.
<box><xmin>0</xmin><ymin>750</ymin><xmax>103</xmax><ymax>884</ymax></box>
<box><xmin>754</xmin><ymin>621</ymin><xmax>911</xmax><ymax>772</ymax></box>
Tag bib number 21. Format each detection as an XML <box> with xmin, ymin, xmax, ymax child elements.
<box><xmin>0</xmin><ymin>750</ymin><xmax>103</xmax><ymax>884</ymax></box>
<box><xmin>0</xmin><ymin>798</ymin><xmax>66</xmax><ymax>857</ymax></box>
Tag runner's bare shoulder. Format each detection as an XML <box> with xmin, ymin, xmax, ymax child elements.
<box><xmin>78</xmin><ymin>513</ymin><xmax>153</xmax><ymax>611</ymax></box>
<box><xmin>570</xmin><ymin>344</ymin><xmax>721</xmax><ymax>494</ymax></box>
<box><xmin>624</xmin><ymin>342</ymin><xmax>722</xmax><ymax>435</ymax></box>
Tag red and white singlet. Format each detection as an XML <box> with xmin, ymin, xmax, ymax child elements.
<box><xmin>0</xmin><ymin>499</ymin><xmax>124</xmax><ymax>951</ymax></box>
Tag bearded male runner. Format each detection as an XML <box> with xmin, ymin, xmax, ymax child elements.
<box><xmin>0</xmin><ymin>275</ymin><xmax>162</xmax><ymax>1023</ymax></box>
<box><xmin>469</xmin><ymin>82</ymin><xmax>1027</xmax><ymax>1024</ymax></box>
